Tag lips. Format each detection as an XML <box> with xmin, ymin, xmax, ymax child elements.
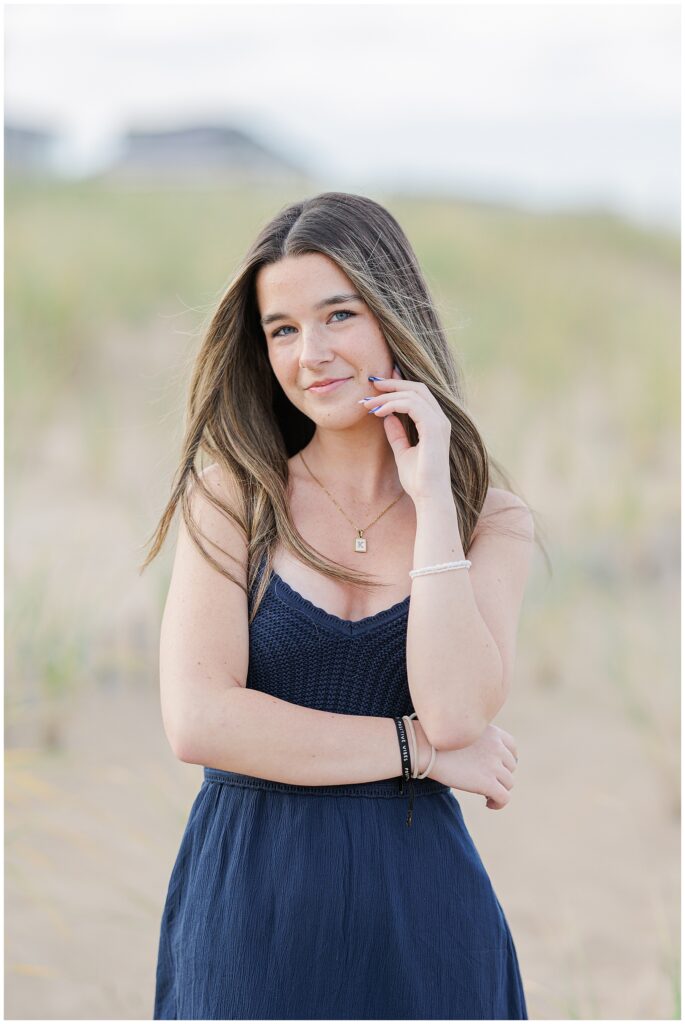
<box><xmin>308</xmin><ymin>377</ymin><xmax>346</xmax><ymax>388</ymax></box>
<box><xmin>307</xmin><ymin>377</ymin><xmax>351</xmax><ymax>393</ymax></box>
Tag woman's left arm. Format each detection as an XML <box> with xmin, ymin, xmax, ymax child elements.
<box><xmin>408</xmin><ymin>487</ymin><xmax>534</xmax><ymax>749</ymax></box>
<box><xmin>364</xmin><ymin>368</ymin><xmax>535</xmax><ymax>750</ymax></box>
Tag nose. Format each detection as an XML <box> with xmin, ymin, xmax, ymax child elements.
<box><xmin>298</xmin><ymin>325</ymin><xmax>333</xmax><ymax>369</ymax></box>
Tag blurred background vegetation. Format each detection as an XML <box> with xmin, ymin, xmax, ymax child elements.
<box><xmin>5</xmin><ymin>177</ymin><xmax>679</xmax><ymax>1019</ymax></box>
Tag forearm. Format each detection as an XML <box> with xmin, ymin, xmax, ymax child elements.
<box><xmin>176</xmin><ymin>686</ymin><xmax>435</xmax><ymax>786</ymax></box>
<box><xmin>407</xmin><ymin>491</ymin><xmax>503</xmax><ymax>748</ymax></box>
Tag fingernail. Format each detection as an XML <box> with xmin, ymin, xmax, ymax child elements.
<box><xmin>368</xmin><ymin>375</ymin><xmax>384</xmax><ymax>381</ymax></box>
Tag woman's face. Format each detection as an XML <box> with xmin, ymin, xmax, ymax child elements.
<box><xmin>255</xmin><ymin>252</ymin><xmax>394</xmax><ymax>424</ymax></box>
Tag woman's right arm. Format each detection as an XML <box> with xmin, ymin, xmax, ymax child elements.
<box><xmin>159</xmin><ymin>463</ymin><xmax>440</xmax><ymax>785</ymax></box>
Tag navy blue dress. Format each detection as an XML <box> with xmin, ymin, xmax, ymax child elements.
<box><xmin>153</xmin><ymin>555</ymin><xmax>528</xmax><ymax>1020</ymax></box>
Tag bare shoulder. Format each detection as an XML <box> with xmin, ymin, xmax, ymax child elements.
<box><xmin>186</xmin><ymin>462</ymin><xmax>247</xmax><ymax>568</ymax></box>
<box><xmin>193</xmin><ymin>461</ymin><xmax>244</xmax><ymax>511</ymax></box>
<box><xmin>172</xmin><ymin>458</ymin><xmax>249</xmax><ymax>606</ymax></box>
<box><xmin>474</xmin><ymin>487</ymin><xmax>535</xmax><ymax>544</ymax></box>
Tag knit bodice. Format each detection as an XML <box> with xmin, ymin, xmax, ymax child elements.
<box><xmin>246</xmin><ymin>555</ymin><xmax>415</xmax><ymax>718</ymax></box>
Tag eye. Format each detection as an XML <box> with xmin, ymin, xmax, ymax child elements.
<box><xmin>330</xmin><ymin>309</ymin><xmax>356</xmax><ymax>324</ymax></box>
<box><xmin>271</xmin><ymin>309</ymin><xmax>357</xmax><ymax>339</ymax></box>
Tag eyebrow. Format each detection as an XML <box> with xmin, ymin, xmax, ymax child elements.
<box><xmin>259</xmin><ymin>293</ymin><xmax>364</xmax><ymax>327</ymax></box>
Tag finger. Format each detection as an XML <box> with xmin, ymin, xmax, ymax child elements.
<box><xmin>502</xmin><ymin>749</ymin><xmax>518</xmax><ymax>773</ymax></box>
<box><xmin>360</xmin><ymin>388</ymin><xmax>423</xmax><ymax>405</ymax></box>
<box><xmin>369</xmin><ymin>376</ymin><xmax>443</xmax><ymax>413</ymax></box>
<box><xmin>366</xmin><ymin>395</ymin><xmax>434</xmax><ymax>418</ymax></box>
<box><xmin>501</xmin><ymin>733</ymin><xmax>518</xmax><ymax>761</ymax></box>
<box><xmin>498</xmin><ymin>728</ymin><xmax>516</xmax><ymax>748</ymax></box>
<box><xmin>369</xmin><ymin>372</ymin><xmax>426</xmax><ymax>390</ymax></box>
<box><xmin>382</xmin><ymin>408</ymin><xmax>411</xmax><ymax>453</ymax></box>
<box><xmin>486</xmin><ymin>798</ymin><xmax>505</xmax><ymax>811</ymax></box>
<box><xmin>367</xmin><ymin>398</ymin><xmax>436</xmax><ymax>435</ymax></box>
<box><xmin>490</xmin><ymin>780</ymin><xmax>511</xmax><ymax>804</ymax></box>
<box><xmin>368</xmin><ymin>374</ymin><xmax>409</xmax><ymax>388</ymax></box>
<box><xmin>362</xmin><ymin>394</ymin><xmax>417</xmax><ymax>410</ymax></box>
<box><xmin>485</xmin><ymin>792</ymin><xmax>507</xmax><ymax>810</ymax></box>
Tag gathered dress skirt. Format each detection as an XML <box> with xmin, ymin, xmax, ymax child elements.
<box><xmin>153</xmin><ymin>768</ymin><xmax>527</xmax><ymax>1020</ymax></box>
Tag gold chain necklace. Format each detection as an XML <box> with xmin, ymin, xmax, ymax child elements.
<box><xmin>298</xmin><ymin>450</ymin><xmax>405</xmax><ymax>552</ymax></box>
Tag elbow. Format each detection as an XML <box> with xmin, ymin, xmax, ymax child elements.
<box><xmin>421</xmin><ymin>660</ymin><xmax>504</xmax><ymax>751</ymax></box>
<box><xmin>166</xmin><ymin>686</ymin><xmax>241</xmax><ymax>765</ymax></box>
<box><xmin>426</xmin><ymin>715</ymin><xmax>488</xmax><ymax>752</ymax></box>
<box><xmin>172</xmin><ymin>735</ymin><xmax>201</xmax><ymax>764</ymax></box>
<box><xmin>167</xmin><ymin>726</ymin><xmax>197</xmax><ymax>764</ymax></box>
<box><xmin>421</xmin><ymin>705</ymin><xmax>488</xmax><ymax>751</ymax></box>
<box><xmin>163</xmin><ymin>711</ymin><xmax>203</xmax><ymax>765</ymax></box>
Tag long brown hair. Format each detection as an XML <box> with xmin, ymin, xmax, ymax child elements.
<box><xmin>139</xmin><ymin>191</ymin><xmax>550</xmax><ymax>623</ymax></box>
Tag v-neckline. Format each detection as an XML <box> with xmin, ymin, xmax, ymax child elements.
<box><xmin>260</xmin><ymin>558</ymin><xmax>411</xmax><ymax>636</ymax></box>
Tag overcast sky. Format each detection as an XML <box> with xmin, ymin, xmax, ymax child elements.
<box><xmin>5</xmin><ymin>2</ymin><xmax>681</xmax><ymax>231</ymax></box>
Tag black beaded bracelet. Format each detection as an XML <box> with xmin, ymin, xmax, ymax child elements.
<box><xmin>393</xmin><ymin>716</ymin><xmax>415</xmax><ymax>827</ymax></box>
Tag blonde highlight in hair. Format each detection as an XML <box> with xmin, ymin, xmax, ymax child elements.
<box><xmin>140</xmin><ymin>191</ymin><xmax>549</xmax><ymax>624</ymax></box>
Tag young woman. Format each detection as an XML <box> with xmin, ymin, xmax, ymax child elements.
<box><xmin>143</xmin><ymin>191</ymin><xmax>541</xmax><ymax>1020</ymax></box>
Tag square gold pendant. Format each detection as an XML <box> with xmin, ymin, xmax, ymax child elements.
<box><xmin>355</xmin><ymin>536</ymin><xmax>367</xmax><ymax>552</ymax></box>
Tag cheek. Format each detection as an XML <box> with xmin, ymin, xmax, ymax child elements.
<box><xmin>269</xmin><ymin>349</ymin><xmax>298</xmax><ymax>387</ymax></box>
<box><xmin>349</xmin><ymin>325</ymin><xmax>390</xmax><ymax>362</ymax></box>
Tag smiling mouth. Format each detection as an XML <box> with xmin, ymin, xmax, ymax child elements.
<box><xmin>307</xmin><ymin>377</ymin><xmax>352</xmax><ymax>393</ymax></box>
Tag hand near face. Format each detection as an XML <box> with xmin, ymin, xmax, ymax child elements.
<box><xmin>360</xmin><ymin>366</ymin><xmax>453</xmax><ymax>505</ymax></box>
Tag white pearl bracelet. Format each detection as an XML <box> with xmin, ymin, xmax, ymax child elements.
<box><xmin>409</xmin><ymin>559</ymin><xmax>471</xmax><ymax>578</ymax></box>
